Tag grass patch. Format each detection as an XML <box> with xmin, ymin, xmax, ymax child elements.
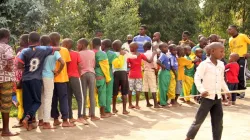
<box><xmin>3</xmin><ymin>93</ymin><xmax>149</xmax><ymax>118</ymax></box>
<box><xmin>247</xmin><ymin>80</ymin><xmax>250</xmax><ymax>87</ymax></box>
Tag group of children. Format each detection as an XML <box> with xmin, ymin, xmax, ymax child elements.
<box><xmin>0</xmin><ymin>27</ymin><xmax>244</xmax><ymax>137</ymax></box>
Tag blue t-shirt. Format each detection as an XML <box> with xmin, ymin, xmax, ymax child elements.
<box><xmin>133</xmin><ymin>35</ymin><xmax>152</xmax><ymax>53</ymax></box>
<box><xmin>18</xmin><ymin>46</ymin><xmax>53</xmax><ymax>81</ymax></box>
<box><xmin>159</xmin><ymin>52</ymin><xmax>171</xmax><ymax>70</ymax></box>
<box><xmin>169</xmin><ymin>54</ymin><xmax>178</xmax><ymax>70</ymax></box>
<box><xmin>42</xmin><ymin>51</ymin><xmax>61</xmax><ymax>78</ymax></box>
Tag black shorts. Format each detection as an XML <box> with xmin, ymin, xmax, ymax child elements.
<box><xmin>113</xmin><ymin>71</ymin><xmax>129</xmax><ymax>96</ymax></box>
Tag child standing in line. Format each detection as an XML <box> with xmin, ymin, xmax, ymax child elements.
<box><xmin>112</xmin><ymin>40</ymin><xmax>130</xmax><ymax>114</ymax></box>
<box><xmin>225</xmin><ymin>53</ymin><xmax>240</xmax><ymax>105</ymax></box>
<box><xmin>77</xmin><ymin>38</ymin><xmax>100</xmax><ymax>121</ymax></box>
<box><xmin>168</xmin><ymin>44</ymin><xmax>179</xmax><ymax>106</ymax></box>
<box><xmin>64</xmin><ymin>38</ymin><xmax>88</xmax><ymax>125</ymax></box>
<box><xmin>0</xmin><ymin>28</ymin><xmax>19</xmax><ymax>136</ymax></box>
<box><xmin>176</xmin><ymin>46</ymin><xmax>197</xmax><ymax>104</ymax></box>
<box><xmin>157</xmin><ymin>43</ymin><xmax>171</xmax><ymax>107</ymax></box>
<box><xmin>180</xmin><ymin>46</ymin><xmax>196</xmax><ymax>103</ymax></box>
<box><xmin>17</xmin><ymin>32</ymin><xmax>60</xmax><ymax>131</ymax></box>
<box><xmin>185</xmin><ymin>42</ymin><xmax>229</xmax><ymax>140</ymax></box>
<box><xmin>127</xmin><ymin>42</ymin><xmax>156</xmax><ymax>109</ymax></box>
<box><xmin>12</xmin><ymin>34</ymin><xmax>29</xmax><ymax>128</ymax></box>
<box><xmin>92</xmin><ymin>37</ymin><xmax>111</xmax><ymax>118</ymax></box>
<box><xmin>101</xmin><ymin>39</ymin><xmax>125</xmax><ymax>115</ymax></box>
<box><xmin>37</xmin><ymin>35</ymin><xmax>65</xmax><ymax>129</ymax></box>
<box><xmin>142</xmin><ymin>42</ymin><xmax>160</xmax><ymax>108</ymax></box>
<box><xmin>49</xmin><ymin>33</ymin><xmax>75</xmax><ymax>127</ymax></box>
<box><xmin>193</xmin><ymin>48</ymin><xmax>203</xmax><ymax>102</ymax></box>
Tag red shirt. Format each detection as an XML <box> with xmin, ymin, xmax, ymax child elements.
<box><xmin>67</xmin><ymin>51</ymin><xmax>81</xmax><ymax>78</ymax></box>
<box><xmin>225</xmin><ymin>62</ymin><xmax>239</xmax><ymax>84</ymax></box>
<box><xmin>127</xmin><ymin>53</ymin><xmax>147</xmax><ymax>78</ymax></box>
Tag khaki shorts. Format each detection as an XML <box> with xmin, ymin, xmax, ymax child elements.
<box><xmin>0</xmin><ymin>81</ymin><xmax>13</xmax><ymax>113</ymax></box>
<box><xmin>142</xmin><ymin>71</ymin><xmax>157</xmax><ymax>92</ymax></box>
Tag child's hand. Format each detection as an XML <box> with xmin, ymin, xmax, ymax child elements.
<box><xmin>200</xmin><ymin>91</ymin><xmax>209</xmax><ymax>97</ymax></box>
<box><xmin>53</xmin><ymin>70</ymin><xmax>59</xmax><ymax>77</ymax></box>
<box><xmin>120</xmin><ymin>50</ymin><xmax>126</xmax><ymax>55</ymax></box>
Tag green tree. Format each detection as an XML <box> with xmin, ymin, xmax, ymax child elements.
<box><xmin>0</xmin><ymin>0</ymin><xmax>47</xmax><ymax>43</ymax></box>
<box><xmin>102</xmin><ymin>0</ymin><xmax>140</xmax><ymax>41</ymax></box>
<box><xmin>139</xmin><ymin>0</ymin><xmax>201</xmax><ymax>43</ymax></box>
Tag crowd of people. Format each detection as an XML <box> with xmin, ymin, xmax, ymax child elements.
<box><xmin>0</xmin><ymin>24</ymin><xmax>249</xmax><ymax>139</ymax></box>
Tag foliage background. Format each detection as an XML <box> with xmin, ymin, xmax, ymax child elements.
<box><xmin>1</xmin><ymin>0</ymin><xmax>250</xmax><ymax>59</ymax></box>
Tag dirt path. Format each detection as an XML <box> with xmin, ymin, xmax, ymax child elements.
<box><xmin>2</xmin><ymin>88</ymin><xmax>250</xmax><ymax>140</ymax></box>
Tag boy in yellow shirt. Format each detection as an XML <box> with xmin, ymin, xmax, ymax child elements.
<box><xmin>49</xmin><ymin>32</ymin><xmax>75</xmax><ymax>127</ymax></box>
<box><xmin>177</xmin><ymin>46</ymin><xmax>198</xmax><ymax>104</ymax></box>
<box><xmin>227</xmin><ymin>25</ymin><xmax>250</xmax><ymax>98</ymax></box>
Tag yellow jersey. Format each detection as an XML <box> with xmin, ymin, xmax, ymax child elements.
<box><xmin>54</xmin><ymin>47</ymin><xmax>71</xmax><ymax>82</ymax></box>
<box><xmin>177</xmin><ymin>57</ymin><xmax>193</xmax><ymax>81</ymax></box>
<box><xmin>229</xmin><ymin>33</ymin><xmax>250</xmax><ymax>57</ymax></box>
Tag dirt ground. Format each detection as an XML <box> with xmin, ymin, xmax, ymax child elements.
<box><xmin>2</xmin><ymin>88</ymin><xmax>250</xmax><ymax>140</ymax></box>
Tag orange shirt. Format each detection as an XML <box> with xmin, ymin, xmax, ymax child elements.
<box><xmin>54</xmin><ymin>47</ymin><xmax>71</xmax><ymax>82</ymax></box>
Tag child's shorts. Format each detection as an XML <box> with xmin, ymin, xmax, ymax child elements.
<box><xmin>128</xmin><ymin>78</ymin><xmax>143</xmax><ymax>92</ymax></box>
<box><xmin>113</xmin><ymin>71</ymin><xmax>129</xmax><ymax>96</ymax></box>
<box><xmin>0</xmin><ymin>81</ymin><xmax>13</xmax><ymax>113</ymax></box>
<box><xmin>176</xmin><ymin>80</ymin><xmax>183</xmax><ymax>95</ymax></box>
<box><xmin>142</xmin><ymin>71</ymin><xmax>157</xmax><ymax>93</ymax></box>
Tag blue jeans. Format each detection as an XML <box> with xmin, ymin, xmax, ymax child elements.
<box><xmin>22</xmin><ymin>79</ymin><xmax>42</xmax><ymax>124</ymax></box>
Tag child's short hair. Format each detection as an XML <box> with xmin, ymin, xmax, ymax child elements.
<box><xmin>140</xmin><ymin>25</ymin><xmax>148</xmax><ymax>30</ymax></box>
<box><xmin>0</xmin><ymin>28</ymin><xmax>10</xmax><ymax>40</ymax></box>
<box><xmin>183</xmin><ymin>31</ymin><xmax>191</xmax><ymax>36</ymax></box>
<box><xmin>92</xmin><ymin>37</ymin><xmax>101</xmax><ymax>48</ymax></box>
<box><xmin>40</xmin><ymin>35</ymin><xmax>51</xmax><ymax>46</ymax></box>
<box><xmin>78</xmin><ymin>38</ymin><xmax>89</xmax><ymax>46</ymax></box>
<box><xmin>195</xmin><ymin>48</ymin><xmax>203</xmax><ymax>54</ymax></box>
<box><xmin>168</xmin><ymin>44</ymin><xmax>177</xmax><ymax>51</ymax></box>
<box><xmin>102</xmin><ymin>39</ymin><xmax>112</xmax><ymax>48</ymax></box>
<box><xmin>49</xmin><ymin>32</ymin><xmax>60</xmax><ymax>43</ymax></box>
<box><xmin>20</xmin><ymin>34</ymin><xmax>29</xmax><ymax>44</ymax></box>
<box><xmin>229</xmin><ymin>25</ymin><xmax>238</xmax><ymax>31</ymax></box>
<box><xmin>28</xmin><ymin>31</ymin><xmax>40</xmax><ymax>44</ymax></box>
<box><xmin>143</xmin><ymin>42</ymin><xmax>151</xmax><ymax>50</ymax></box>
<box><xmin>62</xmin><ymin>38</ymin><xmax>73</xmax><ymax>47</ymax></box>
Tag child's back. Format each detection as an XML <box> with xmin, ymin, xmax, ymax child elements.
<box><xmin>79</xmin><ymin>50</ymin><xmax>95</xmax><ymax>75</ymax></box>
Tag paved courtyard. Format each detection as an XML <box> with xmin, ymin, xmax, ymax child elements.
<box><xmin>2</xmin><ymin>88</ymin><xmax>250</xmax><ymax>140</ymax></box>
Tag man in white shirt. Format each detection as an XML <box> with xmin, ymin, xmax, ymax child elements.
<box><xmin>121</xmin><ymin>34</ymin><xmax>133</xmax><ymax>53</ymax></box>
<box><xmin>186</xmin><ymin>42</ymin><xmax>230</xmax><ymax>140</ymax></box>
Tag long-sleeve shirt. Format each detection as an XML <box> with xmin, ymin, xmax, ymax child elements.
<box><xmin>94</xmin><ymin>49</ymin><xmax>111</xmax><ymax>83</ymax></box>
<box><xmin>194</xmin><ymin>58</ymin><xmax>229</xmax><ymax>100</ymax></box>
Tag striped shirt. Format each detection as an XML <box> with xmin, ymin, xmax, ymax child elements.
<box><xmin>133</xmin><ymin>35</ymin><xmax>152</xmax><ymax>53</ymax></box>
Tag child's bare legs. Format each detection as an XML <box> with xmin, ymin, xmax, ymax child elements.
<box><xmin>53</xmin><ymin>118</ymin><xmax>62</xmax><ymax>126</ymax></box>
<box><xmin>100</xmin><ymin>106</ymin><xmax>111</xmax><ymax>118</ymax></box>
<box><xmin>122</xmin><ymin>95</ymin><xmax>129</xmax><ymax>114</ymax></box>
<box><xmin>112</xmin><ymin>95</ymin><xmax>118</xmax><ymax>113</ymax></box>
<box><xmin>135</xmin><ymin>91</ymin><xmax>141</xmax><ymax>109</ymax></box>
<box><xmin>1</xmin><ymin>113</ymin><xmax>19</xmax><ymax>136</ymax></box>
<box><xmin>38</xmin><ymin>119</ymin><xmax>44</xmax><ymax>126</ymax></box>
<box><xmin>175</xmin><ymin>94</ymin><xmax>182</xmax><ymax>106</ymax></box>
<box><xmin>144</xmin><ymin>92</ymin><xmax>153</xmax><ymax>107</ymax></box>
<box><xmin>128</xmin><ymin>91</ymin><xmax>135</xmax><ymax>108</ymax></box>
<box><xmin>152</xmin><ymin>92</ymin><xmax>161</xmax><ymax>108</ymax></box>
<box><xmin>62</xmin><ymin>119</ymin><xmax>76</xmax><ymax>127</ymax></box>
